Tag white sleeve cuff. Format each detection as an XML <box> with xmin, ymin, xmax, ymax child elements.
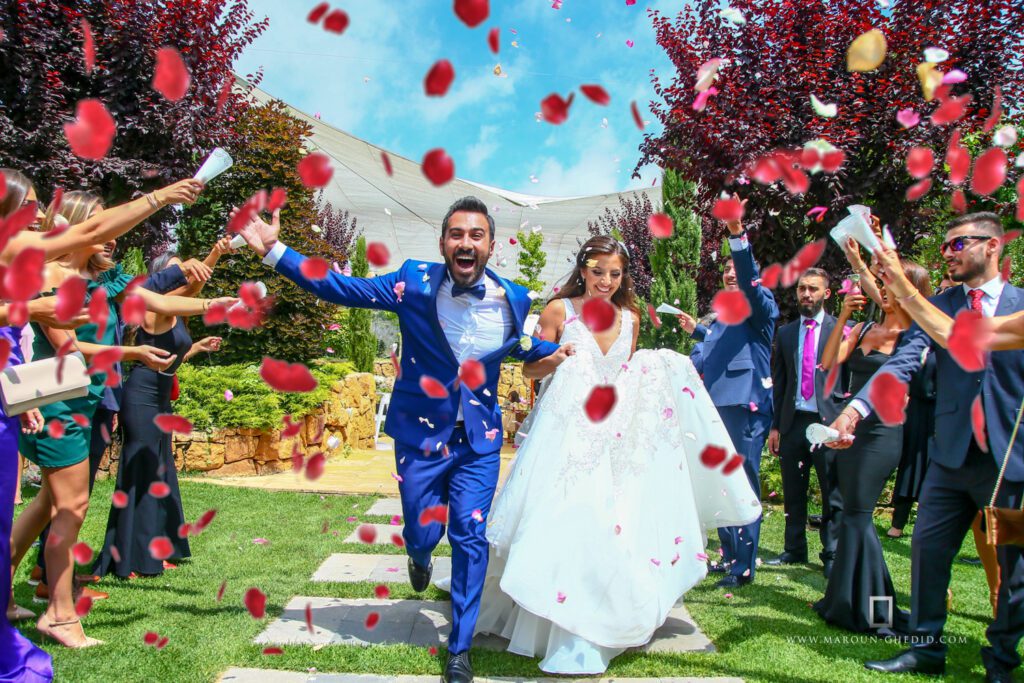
<box><xmin>849</xmin><ymin>399</ymin><xmax>871</xmax><ymax>418</ymax></box>
<box><xmin>728</xmin><ymin>234</ymin><xmax>750</xmax><ymax>252</ymax></box>
<box><xmin>262</xmin><ymin>242</ymin><xmax>288</xmax><ymax>267</ymax></box>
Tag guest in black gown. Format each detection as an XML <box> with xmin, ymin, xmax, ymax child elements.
<box><xmin>94</xmin><ymin>250</ymin><xmax>227</xmax><ymax>578</ymax></box>
<box><xmin>814</xmin><ymin>260</ymin><xmax>933</xmax><ymax>636</ymax></box>
<box><xmin>888</xmin><ymin>350</ymin><xmax>935</xmax><ymax>537</ymax></box>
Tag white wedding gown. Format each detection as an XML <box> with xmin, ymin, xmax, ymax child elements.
<box><xmin>472</xmin><ymin>299</ymin><xmax>762</xmax><ymax>674</ymax></box>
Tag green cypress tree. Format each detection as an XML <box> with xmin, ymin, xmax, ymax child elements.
<box><xmin>512</xmin><ymin>229</ymin><xmax>546</xmax><ymax>312</ymax></box>
<box><xmin>345</xmin><ymin>237</ymin><xmax>376</xmax><ymax>372</ymax></box>
<box><xmin>640</xmin><ymin>169</ymin><xmax>702</xmax><ymax>353</ymax></box>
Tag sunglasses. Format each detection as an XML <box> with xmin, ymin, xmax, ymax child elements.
<box><xmin>939</xmin><ymin>235</ymin><xmax>992</xmax><ymax>254</ymax></box>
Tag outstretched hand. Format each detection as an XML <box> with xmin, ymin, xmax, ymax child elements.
<box><xmin>234</xmin><ymin>207</ymin><xmax>281</xmax><ymax>257</ymax></box>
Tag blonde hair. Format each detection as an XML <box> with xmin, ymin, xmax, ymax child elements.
<box><xmin>46</xmin><ymin>191</ymin><xmax>115</xmax><ymax>275</ymax></box>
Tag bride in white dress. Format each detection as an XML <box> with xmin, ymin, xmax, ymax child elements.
<box><xmin>473</xmin><ymin>235</ymin><xmax>762</xmax><ymax>674</ymax></box>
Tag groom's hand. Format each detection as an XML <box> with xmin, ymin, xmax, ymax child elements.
<box><xmin>234</xmin><ymin>207</ymin><xmax>281</xmax><ymax>257</ymax></box>
<box><xmin>551</xmin><ymin>343</ymin><xmax>576</xmax><ymax>367</ymax></box>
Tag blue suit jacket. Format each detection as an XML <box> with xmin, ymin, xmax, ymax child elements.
<box><xmin>274</xmin><ymin>248</ymin><xmax>560</xmax><ymax>454</ymax></box>
<box><xmin>856</xmin><ymin>285</ymin><xmax>1024</xmax><ymax>481</ymax></box>
<box><xmin>689</xmin><ymin>244</ymin><xmax>779</xmax><ymax>412</ymax></box>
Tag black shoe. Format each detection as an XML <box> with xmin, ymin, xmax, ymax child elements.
<box><xmin>716</xmin><ymin>575</ymin><xmax>751</xmax><ymax>589</ymax></box>
<box><xmin>960</xmin><ymin>557</ymin><xmax>983</xmax><ymax>566</ymax></box>
<box><xmin>765</xmin><ymin>551</ymin><xmax>808</xmax><ymax>566</ymax></box>
<box><xmin>443</xmin><ymin>651</ymin><xmax>473</xmax><ymax>683</ymax></box>
<box><xmin>985</xmin><ymin>665</ymin><xmax>1013</xmax><ymax>683</ymax></box>
<box><xmin>864</xmin><ymin>650</ymin><xmax>945</xmax><ymax>675</ymax></box>
<box><xmin>822</xmin><ymin>558</ymin><xmax>834</xmax><ymax>579</ymax></box>
<box><xmin>408</xmin><ymin>557</ymin><xmax>433</xmax><ymax>592</ymax></box>
<box><xmin>708</xmin><ymin>562</ymin><xmax>729</xmax><ymax>574</ymax></box>
<box><xmin>808</xmin><ymin>514</ymin><xmax>822</xmax><ymax>529</ymax></box>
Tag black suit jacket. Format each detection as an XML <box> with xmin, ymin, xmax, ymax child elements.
<box><xmin>771</xmin><ymin>312</ymin><xmax>839</xmax><ymax>433</ymax></box>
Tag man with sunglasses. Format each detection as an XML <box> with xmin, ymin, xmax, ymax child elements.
<box><xmin>827</xmin><ymin>212</ymin><xmax>1024</xmax><ymax>683</ymax></box>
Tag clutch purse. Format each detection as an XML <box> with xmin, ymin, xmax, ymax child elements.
<box><xmin>984</xmin><ymin>395</ymin><xmax>1024</xmax><ymax>546</ymax></box>
<box><xmin>0</xmin><ymin>351</ymin><xmax>90</xmax><ymax>416</ymax></box>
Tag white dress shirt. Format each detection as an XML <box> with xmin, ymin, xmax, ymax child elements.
<box><xmin>795</xmin><ymin>308</ymin><xmax>826</xmax><ymax>413</ymax></box>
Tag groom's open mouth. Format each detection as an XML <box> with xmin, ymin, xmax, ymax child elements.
<box><xmin>453</xmin><ymin>252</ymin><xmax>478</xmax><ymax>274</ymax></box>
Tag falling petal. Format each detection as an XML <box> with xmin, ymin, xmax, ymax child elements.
<box><xmin>868</xmin><ymin>373</ymin><xmax>909</xmax><ymax>426</ymax></box>
<box><xmin>584</xmin><ymin>386</ymin><xmax>617</xmax><ymax>422</ymax></box>
<box><xmin>993</xmin><ymin>126</ymin><xmax>1018</xmax><ymax>148</ymax></box>
<box><xmin>152</xmin><ymin>47</ymin><xmax>190</xmax><ymax>101</ymax></box>
<box><xmin>896</xmin><ymin>108</ymin><xmax>920</xmax><ymax>129</ymax></box>
<box><xmin>711</xmin><ymin>290</ymin><xmax>751</xmax><ymax>325</ymax></box>
<box><xmin>422</xmin><ymin>148</ymin><xmax>455</xmax><ymax>186</ymax></box>
<box><xmin>846</xmin><ymin>29</ymin><xmax>887</xmax><ymax>72</ymax></box>
<box><xmin>424</xmin><ymin>60</ymin><xmax>455</xmax><ymax>97</ymax></box>
<box><xmin>971</xmin><ymin>147</ymin><xmax>1008</xmax><ymax>196</ymax></box>
<box><xmin>810</xmin><ymin>95</ymin><xmax>837</xmax><ymax>118</ymax></box>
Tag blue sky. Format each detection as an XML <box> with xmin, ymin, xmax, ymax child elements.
<box><xmin>233</xmin><ymin>0</ymin><xmax>681</xmax><ymax>198</ymax></box>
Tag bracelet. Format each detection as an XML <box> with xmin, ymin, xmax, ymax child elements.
<box><xmin>204</xmin><ymin>300</ymin><xmax>210</xmax><ymax>311</ymax></box>
<box><xmin>145</xmin><ymin>192</ymin><xmax>160</xmax><ymax>210</ymax></box>
<box><xmin>896</xmin><ymin>289</ymin><xmax>919</xmax><ymax>302</ymax></box>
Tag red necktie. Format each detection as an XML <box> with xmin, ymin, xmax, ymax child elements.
<box><xmin>968</xmin><ymin>289</ymin><xmax>984</xmax><ymax>313</ymax></box>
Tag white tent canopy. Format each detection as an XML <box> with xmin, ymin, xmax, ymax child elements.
<box><xmin>248</xmin><ymin>82</ymin><xmax>661</xmax><ymax>294</ymax></box>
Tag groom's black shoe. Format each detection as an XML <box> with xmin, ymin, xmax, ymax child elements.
<box><xmin>408</xmin><ymin>557</ymin><xmax>433</xmax><ymax>592</ymax></box>
<box><xmin>715</xmin><ymin>575</ymin><xmax>751</xmax><ymax>589</ymax></box>
<box><xmin>864</xmin><ymin>650</ymin><xmax>945</xmax><ymax>675</ymax></box>
<box><xmin>707</xmin><ymin>563</ymin><xmax>729</xmax><ymax>574</ymax></box>
<box><xmin>765</xmin><ymin>551</ymin><xmax>807</xmax><ymax>566</ymax></box>
<box><xmin>442</xmin><ymin>651</ymin><xmax>473</xmax><ymax>683</ymax></box>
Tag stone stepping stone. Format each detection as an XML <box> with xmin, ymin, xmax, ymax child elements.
<box><xmin>342</xmin><ymin>523</ymin><xmax>448</xmax><ymax>546</ymax></box>
<box><xmin>254</xmin><ymin>598</ymin><xmax>714</xmax><ymax>654</ymax></box>
<box><xmin>366</xmin><ymin>498</ymin><xmax>403</xmax><ymax>518</ymax></box>
<box><xmin>312</xmin><ymin>553</ymin><xmax>452</xmax><ymax>585</ymax></box>
<box><xmin>221</xmin><ymin>668</ymin><xmax>742</xmax><ymax>683</ymax></box>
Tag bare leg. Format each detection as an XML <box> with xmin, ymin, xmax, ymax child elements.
<box><xmin>13</xmin><ymin>452</ymin><xmax>23</xmax><ymax>505</ymax></box>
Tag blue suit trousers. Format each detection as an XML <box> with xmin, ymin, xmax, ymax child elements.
<box><xmin>717</xmin><ymin>406</ymin><xmax>769</xmax><ymax>580</ymax></box>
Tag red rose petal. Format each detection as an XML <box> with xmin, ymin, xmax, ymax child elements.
<box><xmin>983</xmin><ymin>86</ymin><xmax>1003</xmax><ymax>133</ymax></box>
<box><xmin>143</xmin><ymin>631</ymin><xmax>159</xmax><ymax>646</ymax></box>
<box><xmin>946</xmin><ymin>131</ymin><xmax>970</xmax><ymax>185</ymax></box>
<box><xmin>262</xmin><ymin>647</ymin><xmax>283</xmax><ymax>656</ymax></box>
<box><xmin>381</xmin><ymin>152</ymin><xmax>393</xmax><ymax>176</ymax></box>
<box><xmin>1002</xmin><ymin>256</ymin><xmax>1012</xmax><ymax>283</ymax></box>
<box><xmin>365</xmin><ymin>611</ymin><xmax>381</xmax><ymax>630</ymax></box>
<box><xmin>152</xmin><ymin>46</ymin><xmax>191</xmax><ymax>101</ymax></box>
<box><xmin>322</xmin><ymin>9</ymin><xmax>349</xmax><ymax>34</ymax></box>
<box><xmin>374</xmin><ymin>584</ymin><xmax>390</xmax><ymax>599</ymax></box>
<box><xmin>581</xmin><ymin>297</ymin><xmax>616</xmax><ymax>333</ymax></box>
<box><xmin>307</xmin><ymin>2</ymin><xmax>329</xmax><ymax>23</ymax></box>
<box><xmin>454</xmin><ymin>0</ymin><xmax>489</xmax><ymax>27</ymax></box>
<box><xmin>951</xmin><ymin>189</ymin><xmax>967</xmax><ymax>214</ymax></box>
<box><xmin>580</xmin><ymin>84</ymin><xmax>610</xmax><ymax>106</ymax></box>
<box><xmin>72</xmin><ymin>541</ymin><xmax>93</xmax><ymax>565</ymax></box>
<box><xmin>722</xmin><ymin>453</ymin><xmax>745</xmax><ymax>475</ymax></box>
<box><xmin>267</xmin><ymin>188</ymin><xmax>287</xmax><ymax>212</ymax></box>
<box><xmin>425</xmin><ymin>60</ymin><xmax>455</xmax><ymax>97</ymax></box>
<box><xmin>391</xmin><ymin>533</ymin><xmax>405</xmax><ymax>547</ymax></box>
<box><xmin>971</xmin><ymin>147</ymin><xmax>1008</xmax><ymax>196</ymax></box>
<box><xmin>260</xmin><ymin>357</ymin><xmax>318</xmax><ymax>393</ymax></box>
<box><xmin>121</xmin><ymin>294</ymin><xmax>146</xmax><ymax>326</ymax></box>
<box><xmin>458</xmin><ymin>359</ymin><xmax>486</xmax><ymax>390</ymax></box>
<box><xmin>297</xmin><ymin>152</ymin><xmax>334</xmax><ymax>188</ymax></box>
<box><xmin>149</xmin><ymin>481</ymin><xmax>171</xmax><ymax>498</ymax></box>
<box><xmin>217</xmin><ymin>580</ymin><xmax>227</xmax><ymax>602</ymax></box>
<box><xmin>6</xmin><ymin>247</ymin><xmax>45</xmax><ymax>302</ymax></box>
<box><xmin>357</xmin><ymin>523</ymin><xmax>378</xmax><ymax>543</ymax></box>
<box><xmin>148</xmin><ymin>536</ymin><xmax>173</xmax><ymax>560</ymax></box>
<box><xmin>64</xmin><ymin>98</ymin><xmax>116</xmax><ymax>160</ymax></box>
<box><xmin>177</xmin><ymin>523</ymin><xmax>192</xmax><ymax>539</ymax></box>
<box><xmin>868</xmin><ymin>372</ymin><xmax>908</xmax><ymax>426</ymax></box>
<box><xmin>760</xmin><ymin>263</ymin><xmax>782</xmax><ymax>289</ymax></box>
<box><xmin>906</xmin><ymin>147</ymin><xmax>934</xmax><ymax>179</ymax></box>
<box><xmin>70</xmin><ymin>413</ymin><xmax>88</xmax><ymax>428</ymax></box>
<box><xmin>948</xmin><ymin>309</ymin><xmax>993</xmax><ymax>372</ymax></box>
<box><xmin>81</xmin><ymin>19</ymin><xmax>95</xmax><ymax>74</ymax></box>
<box><xmin>541</xmin><ymin>93</ymin><xmax>573</xmax><ymax>124</ymax></box>
<box><xmin>646</xmin><ymin>303</ymin><xmax>662</xmax><ymax>328</ymax></box>
<box><xmin>647</xmin><ymin>212</ymin><xmax>673</xmax><ymax>238</ymax></box>
<box><xmin>488</xmin><ymin>27</ymin><xmax>500</xmax><ymax>54</ymax></box>
<box><xmin>366</xmin><ymin>242</ymin><xmax>390</xmax><ymax>267</ymax></box>
<box><xmin>422</xmin><ymin>148</ymin><xmax>455</xmax><ymax>186</ymax></box>
<box><xmin>155</xmin><ymin>636</ymin><xmax>169</xmax><ymax>650</ymax></box>
<box><xmin>631</xmin><ymin>100</ymin><xmax>645</xmax><ymax>130</ymax></box>
<box><xmin>584</xmin><ymin>385</ymin><xmax>617</xmax><ymax>422</ymax></box>
<box><xmin>300</xmin><ymin>257</ymin><xmax>330</xmax><ymax>280</ymax></box>
<box><xmin>972</xmin><ymin>395</ymin><xmax>988</xmax><ymax>453</ymax></box>
<box><xmin>305</xmin><ymin>452</ymin><xmax>326</xmax><ymax>481</ymax></box>
<box><xmin>711</xmin><ymin>290</ymin><xmax>752</xmax><ymax>325</ymax></box>
<box><xmin>930</xmin><ymin>94</ymin><xmax>971</xmax><ymax>126</ymax></box>
<box><xmin>821</xmin><ymin>150</ymin><xmax>846</xmax><ymax>173</ymax></box>
<box><xmin>75</xmin><ymin>595</ymin><xmax>93</xmax><ymax>618</ymax></box>
<box><xmin>712</xmin><ymin>197</ymin><xmax>744</xmax><ymax>222</ymax></box>
<box><xmin>47</xmin><ymin>420</ymin><xmax>65</xmax><ymax>439</ymax></box>
<box><xmin>305</xmin><ymin>601</ymin><xmax>316</xmax><ymax>634</ymax></box>
<box><xmin>281</xmin><ymin>415</ymin><xmax>302</xmax><ymax>438</ymax></box>
<box><xmin>153</xmin><ymin>413</ymin><xmax>193</xmax><ymax>436</ymax></box>
<box><xmin>419</xmin><ymin>375</ymin><xmax>449</xmax><ymax>399</ymax></box>
<box><xmin>699</xmin><ymin>445</ymin><xmax>727</xmax><ymax>468</ymax></box>
<box><xmin>905</xmin><ymin>178</ymin><xmax>933</xmax><ymax>201</ymax></box>
<box><xmin>824</xmin><ymin>361</ymin><xmax>840</xmax><ymax>397</ymax></box>
<box><xmin>194</xmin><ymin>508</ymin><xmax>217</xmax><ymax>533</ymax></box>
<box><xmin>418</xmin><ymin>504</ymin><xmax>449</xmax><ymax>527</ymax></box>
<box><xmin>112</xmin><ymin>490</ymin><xmax>128</xmax><ymax>508</ymax></box>
<box><xmin>244</xmin><ymin>587</ymin><xmax>267</xmax><ymax>619</ymax></box>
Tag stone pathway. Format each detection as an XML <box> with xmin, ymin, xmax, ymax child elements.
<box><xmin>341</xmin><ymin>523</ymin><xmax>449</xmax><ymax>547</ymax></box>
<box><xmin>224</xmin><ymin>497</ymin><xmax>737</xmax><ymax>682</ymax></box>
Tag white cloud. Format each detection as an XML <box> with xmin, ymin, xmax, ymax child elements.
<box><xmin>465</xmin><ymin>124</ymin><xmax>500</xmax><ymax>171</ymax></box>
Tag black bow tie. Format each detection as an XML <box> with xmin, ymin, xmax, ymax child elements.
<box><xmin>452</xmin><ymin>283</ymin><xmax>486</xmax><ymax>300</ymax></box>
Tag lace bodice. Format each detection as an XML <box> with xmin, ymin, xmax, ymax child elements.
<box><xmin>559</xmin><ymin>299</ymin><xmax>633</xmax><ymax>382</ymax></box>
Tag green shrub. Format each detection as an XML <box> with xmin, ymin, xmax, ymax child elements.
<box><xmin>174</xmin><ymin>360</ymin><xmax>355</xmax><ymax>431</ymax></box>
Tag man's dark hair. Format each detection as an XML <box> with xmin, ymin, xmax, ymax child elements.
<box><xmin>441</xmin><ymin>196</ymin><xmax>495</xmax><ymax>241</ymax></box>
<box><xmin>948</xmin><ymin>211</ymin><xmax>1004</xmax><ymax>237</ymax></box>
<box><xmin>799</xmin><ymin>267</ymin><xmax>830</xmax><ymax>286</ymax></box>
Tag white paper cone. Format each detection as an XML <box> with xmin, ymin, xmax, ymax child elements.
<box><xmin>830</xmin><ymin>210</ymin><xmax>880</xmax><ymax>252</ymax></box>
<box><xmin>194</xmin><ymin>147</ymin><xmax>233</xmax><ymax>184</ymax></box>
<box><xmin>655</xmin><ymin>303</ymin><xmax>684</xmax><ymax>315</ymax></box>
<box><xmin>229</xmin><ymin>234</ymin><xmax>247</xmax><ymax>250</ymax></box>
<box><xmin>805</xmin><ymin>423</ymin><xmax>840</xmax><ymax>445</ymax></box>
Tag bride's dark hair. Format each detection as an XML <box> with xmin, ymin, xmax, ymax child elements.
<box><xmin>552</xmin><ymin>235</ymin><xmax>640</xmax><ymax>315</ymax></box>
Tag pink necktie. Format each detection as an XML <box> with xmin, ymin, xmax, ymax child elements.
<box><xmin>801</xmin><ymin>319</ymin><xmax>817</xmax><ymax>401</ymax></box>
<box><xmin>968</xmin><ymin>289</ymin><xmax>984</xmax><ymax>313</ymax></box>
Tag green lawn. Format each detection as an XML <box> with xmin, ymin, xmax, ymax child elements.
<box><xmin>11</xmin><ymin>479</ymin><xmax>997</xmax><ymax>682</ymax></box>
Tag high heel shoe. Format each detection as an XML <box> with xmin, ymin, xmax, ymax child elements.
<box><xmin>6</xmin><ymin>604</ymin><xmax>35</xmax><ymax>622</ymax></box>
<box><xmin>36</xmin><ymin>614</ymin><xmax>104</xmax><ymax>649</ymax></box>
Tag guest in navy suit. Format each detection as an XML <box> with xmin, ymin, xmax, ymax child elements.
<box><xmin>765</xmin><ymin>268</ymin><xmax>842</xmax><ymax>577</ymax></box>
<box><xmin>829</xmin><ymin>213</ymin><xmax>1024</xmax><ymax>682</ymax></box>
<box><xmin>238</xmin><ymin>196</ymin><xmax>570</xmax><ymax>683</ymax></box>
<box><xmin>679</xmin><ymin>201</ymin><xmax>779</xmax><ymax>588</ymax></box>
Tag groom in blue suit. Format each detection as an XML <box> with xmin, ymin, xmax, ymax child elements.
<box><xmin>681</xmin><ymin>203</ymin><xmax>778</xmax><ymax>588</ymax></box>
<box><xmin>239</xmin><ymin>196</ymin><xmax>570</xmax><ymax>683</ymax></box>
<box><xmin>830</xmin><ymin>213</ymin><xmax>1024</xmax><ymax>682</ymax></box>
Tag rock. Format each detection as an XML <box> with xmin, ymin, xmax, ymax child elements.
<box><xmin>206</xmin><ymin>459</ymin><xmax>258</xmax><ymax>477</ymax></box>
<box><xmin>182</xmin><ymin>441</ymin><xmax>226</xmax><ymax>472</ymax></box>
<box><xmin>255</xmin><ymin>459</ymin><xmax>291</xmax><ymax>475</ymax></box>
<box><xmin>224</xmin><ymin>435</ymin><xmax>257</xmax><ymax>463</ymax></box>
